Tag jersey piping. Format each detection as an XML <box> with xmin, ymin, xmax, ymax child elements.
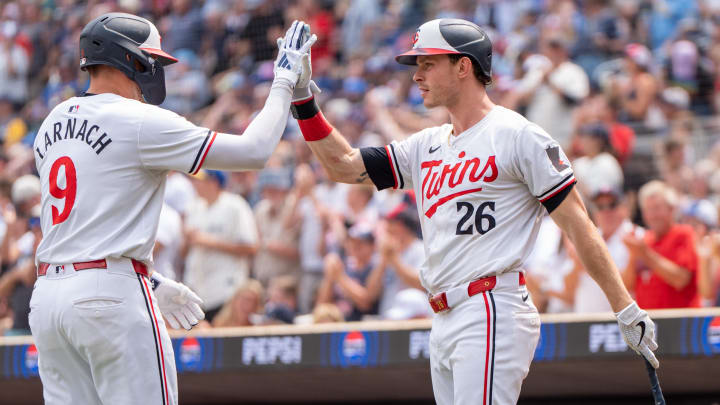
<box><xmin>189</xmin><ymin>130</ymin><xmax>217</xmax><ymax>174</ymax></box>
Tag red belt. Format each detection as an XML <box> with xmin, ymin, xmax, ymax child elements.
<box><xmin>37</xmin><ymin>259</ymin><xmax>149</xmax><ymax>277</ymax></box>
<box><xmin>429</xmin><ymin>273</ymin><xmax>526</xmax><ymax>313</ymax></box>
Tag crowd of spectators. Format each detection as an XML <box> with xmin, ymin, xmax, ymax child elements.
<box><xmin>2</xmin><ymin>0</ymin><xmax>720</xmax><ymax>334</ymax></box>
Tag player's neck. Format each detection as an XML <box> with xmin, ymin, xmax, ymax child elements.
<box><xmin>446</xmin><ymin>85</ymin><xmax>495</xmax><ymax>136</ymax></box>
<box><xmin>86</xmin><ymin>74</ymin><xmax>143</xmax><ymax>102</ymax></box>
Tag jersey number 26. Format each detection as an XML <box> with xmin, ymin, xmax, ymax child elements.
<box><xmin>456</xmin><ymin>201</ymin><xmax>496</xmax><ymax>235</ymax></box>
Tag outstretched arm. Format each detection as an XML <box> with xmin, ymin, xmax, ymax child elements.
<box><xmin>551</xmin><ymin>188</ymin><xmax>659</xmax><ymax>368</ymax></box>
<box><xmin>202</xmin><ymin>21</ymin><xmax>317</xmax><ymax>171</ymax></box>
<box><xmin>202</xmin><ymin>85</ymin><xmax>292</xmax><ymax>171</ymax></box>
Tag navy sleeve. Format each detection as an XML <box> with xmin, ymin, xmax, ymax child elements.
<box><xmin>360</xmin><ymin>146</ymin><xmax>395</xmax><ymax>190</ymax></box>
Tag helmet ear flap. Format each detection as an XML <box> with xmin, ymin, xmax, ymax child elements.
<box><xmin>134</xmin><ymin>63</ymin><xmax>166</xmax><ymax>105</ymax></box>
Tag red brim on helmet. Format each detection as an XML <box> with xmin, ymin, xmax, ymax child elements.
<box><xmin>140</xmin><ymin>47</ymin><xmax>178</xmax><ymax>66</ymax></box>
<box><xmin>395</xmin><ymin>48</ymin><xmax>460</xmax><ymax>65</ymax></box>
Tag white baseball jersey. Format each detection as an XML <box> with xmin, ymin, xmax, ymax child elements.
<box><xmin>361</xmin><ymin>105</ymin><xmax>575</xmax><ymax>294</ymax></box>
<box><xmin>34</xmin><ymin>93</ymin><xmax>217</xmax><ymax>265</ymax></box>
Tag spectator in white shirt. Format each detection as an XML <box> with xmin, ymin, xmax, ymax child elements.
<box><xmin>572</xmin><ymin>123</ymin><xmax>624</xmax><ymax>197</ymax></box>
<box><xmin>183</xmin><ymin>170</ymin><xmax>258</xmax><ymax>322</ymax></box>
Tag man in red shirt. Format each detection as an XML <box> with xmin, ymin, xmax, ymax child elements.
<box><xmin>623</xmin><ymin>180</ymin><xmax>698</xmax><ymax>308</ymax></box>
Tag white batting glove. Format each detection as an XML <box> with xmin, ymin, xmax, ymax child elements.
<box><xmin>615</xmin><ymin>301</ymin><xmax>659</xmax><ymax>368</ymax></box>
<box><xmin>150</xmin><ymin>272</ymin><xmax>205</xmax><ymax>331</ymax></box>
<box><xmin>273</xmin><ymin>20</ymin><xmax>317</xmax><ymax>90</ymax></box>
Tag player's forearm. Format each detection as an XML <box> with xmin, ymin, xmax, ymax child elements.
<box><xmin>305</xmin><ymin>130</ymin><xmax>370</xmax><ymax>184</ymax></box>
<box><xmin>203</xmin><ymin>85</ymin><xmax>292</xmax><ymax>171</ymax></box>
<box><xmin>292</xmin><ymin>96</ymin><xmax>372</xmax><ymax>185</ymax></box>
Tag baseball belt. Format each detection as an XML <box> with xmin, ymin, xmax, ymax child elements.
<box><xmin>429</xmin><ymin>272</ymin><xmax>526</xmax><ymax>313</ymax></box>
<box><xmin>37</xmin><ymin>258</ymin><xmax>149</xmax><ymax>277</ymax></box>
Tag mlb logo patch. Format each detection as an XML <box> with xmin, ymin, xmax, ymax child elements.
<box><xmin>68</xmin><ymin>105</ymin><xmax>80</xmax><ymax>113</ymax></box>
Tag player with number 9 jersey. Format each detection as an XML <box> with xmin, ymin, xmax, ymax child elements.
<box><xmin>29</xmin><ymin>13</ymin><xmax>315</xmax><ymax>405</ymax></box>
<box><xmin>33</xmin><ymin>95</ymin><xmax>216</xmax><ymax>264</ymax></box>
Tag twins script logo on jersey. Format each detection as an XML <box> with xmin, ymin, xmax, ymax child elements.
<box><xmin>420</xmin><ymin>151</ymin><xmax>498</xmax><ymax>218</ymax></box>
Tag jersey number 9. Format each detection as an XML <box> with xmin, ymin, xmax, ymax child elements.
<box><xmin>49</xmin><ymin>156</ymin><xmax>77</xmax><ymax>225</ymax></box>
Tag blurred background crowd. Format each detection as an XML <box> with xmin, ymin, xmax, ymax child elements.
<box><xmin>2</xmin><ymin>0</ymin><xmax>720</xmax><ymax>335</ymax></box>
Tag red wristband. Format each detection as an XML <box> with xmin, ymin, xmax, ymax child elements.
<box><xmin>298</xmin><ymin>111</ymin><xmax>333</xmax><ymax>142</ymax></box>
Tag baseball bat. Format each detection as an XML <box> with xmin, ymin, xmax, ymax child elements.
<box><xmin>644</xmin><ymin>358</ymin><xmax>665</xmax><ymax>405</ymax></box>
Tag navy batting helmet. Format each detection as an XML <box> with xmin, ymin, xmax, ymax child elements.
<box><xmin>396</xmin><ymin>19</ymin><xmax>492</xmax><ymax>82</ymax></box>
<box><xmin>79</xmin><ymin>13</ymin><xmax>177</xmax><ymax>105</ymax></box>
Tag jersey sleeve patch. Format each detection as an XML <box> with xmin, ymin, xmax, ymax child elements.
<box><xmin>188</xmin><ymin>130</ymin><xmax>217</xmax><ymax>174</ymax></box>
<box><xmin>545</xmin><ymin>145</ymin><xmax>569</xmax><ymax>172</ymax></box>
<box><xmin>360</xmin><ymin>146</ymin><xmax>399</xmax><ymax>190</ymax></box>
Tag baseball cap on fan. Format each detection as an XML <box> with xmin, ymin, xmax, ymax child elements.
<box><xmin>11</xmin><ymin>175</ymin><xmax>41</xmax><ymax>205</ymax></box>
<box><xmin>395</xmin><ymin>19</ymin><xmax>492</xmax><ymax>80</ymax></box>
<box><xmin>625</xmin><ymin>43</ymin><xmax>652</xmax><ymax>70</ymax></box>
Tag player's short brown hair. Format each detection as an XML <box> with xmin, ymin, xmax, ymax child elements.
<box><xmin>448</xmin><ymin>54</ymin><xmax>491</xmax><ymax>85</ymax></box>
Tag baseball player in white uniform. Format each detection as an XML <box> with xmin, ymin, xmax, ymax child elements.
<box><xmin>293</xmin><ymin>19</ymin><xmax>659</xmax><ymax>404</ymax></box>
<box><xmin>29</xmin><ymin>13</ymin><xmax>315</xmax><ymax>405</ymax></box>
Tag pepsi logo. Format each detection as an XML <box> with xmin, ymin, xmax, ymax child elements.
<box><xmin>25</xmin><ymin>344</ymin><xmax>39</xmax><ymax>373</ymax></box>
<box><xmin>342</xmin><ymin>331</ymin><xmax>367</xmax><ymax>362</ymax></box>
<box><xmin>708</xmin><ymin>317</ymin><xmax>720</xmax><ymax>351</ymax></box>
<box><xmin>179</xmin><ymin>337</ymin><xmax>202</xmax><ymax>370</ymax></box>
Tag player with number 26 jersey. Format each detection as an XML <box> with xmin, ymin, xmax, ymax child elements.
<box><xmin>373</xmin><ymin>106</ymin><xmax>575</xmax><ymax>294</ymax></box>
<box><xmin>293</xmin><ymin>18</ymin><xmax>658</xmax><ymax>405</ymax></box>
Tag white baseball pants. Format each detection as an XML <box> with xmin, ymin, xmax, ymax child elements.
<box><xmin>29</xmin><ymin>258</ymin><xmax>177</xmax><ymax>405</ymax></box>
<box><xmin>430</xmin><ymin>272</ymin><xmax>541</xmax><ymax>405</ymax></box>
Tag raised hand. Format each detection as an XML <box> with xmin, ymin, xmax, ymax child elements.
<box><xmin>274</xmin><ymin>20</ymin><xmax>317</xmax><ymax>90</ymax></box>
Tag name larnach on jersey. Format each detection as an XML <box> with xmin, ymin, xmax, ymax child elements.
<box><xmin>35</xmin><ymin>118</ymin><xmax>113</xmax><ymax>159</ymax></box>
